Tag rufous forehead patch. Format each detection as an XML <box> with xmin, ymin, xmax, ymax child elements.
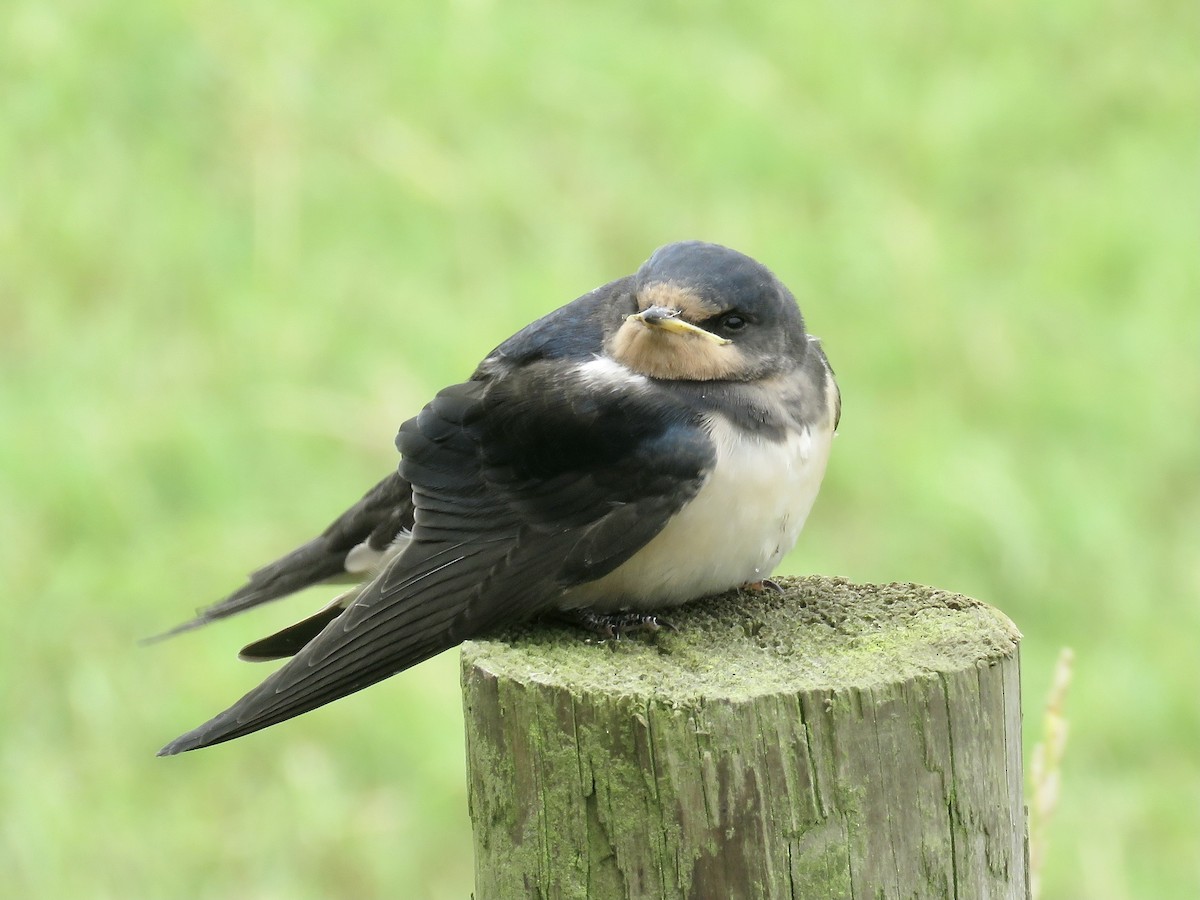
<box><xmin>636</xmin><ymin>282</ymin><xmax>723</xmax><ymax>322</ymax></box>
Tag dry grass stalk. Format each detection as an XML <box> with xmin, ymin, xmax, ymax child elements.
<box><xmin>1029</xmin><ymin>647</ymin><xmax>1075</xmax><ymax>900</ymax></box>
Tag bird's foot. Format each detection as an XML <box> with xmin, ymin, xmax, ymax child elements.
<box><xmin>741</xmin><ymin>578</ymin><xmax>785</xmax><ymax>594</ymax></box>
<box><xmin>559</xmin><ymin>609</ymin><xmax>677</xmax><ymax>640</ymax></box>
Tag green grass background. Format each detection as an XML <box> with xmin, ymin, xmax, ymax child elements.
<box><xmin>2</xmin><ymin>1</ymin><xmax>1195</xmax><ymax>897</ymax></box>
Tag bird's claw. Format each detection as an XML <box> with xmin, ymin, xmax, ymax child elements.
<box><xmin>741</xmin><ymin>578</ymin><xmax>785</xmax><ymax>594</ymax></box>
<box><xmin>560</xmin><ymin>610</ymin><xmax>677</xmax><ymax>640</ymax></box>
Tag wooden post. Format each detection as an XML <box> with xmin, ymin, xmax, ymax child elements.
<box><xmin>461</xmin><ymin>576</ymin><xmax>1027</xmax><ymax>900</ymax></box>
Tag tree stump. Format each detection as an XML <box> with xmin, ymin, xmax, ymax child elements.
<box><xmin>461</xmin><ymin>575</ymin><xmax>1026</xmax><ymax>900</ymax></box>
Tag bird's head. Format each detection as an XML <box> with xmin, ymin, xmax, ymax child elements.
<box><xmin>608</xmin><ymin>241</ymin><xmax>808</xmax><ymax>382</ymax></box>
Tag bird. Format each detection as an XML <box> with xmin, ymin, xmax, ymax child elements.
<box><xmin>154</xmin><ymin>240</ymin><xmax>840</xmax><ymax>755</ymax></box>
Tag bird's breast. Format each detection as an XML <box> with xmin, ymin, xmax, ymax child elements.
<box><xmin>563</xmin><ymin>414</ymin><xmax>834</xmax><ymax>612</ymax></box>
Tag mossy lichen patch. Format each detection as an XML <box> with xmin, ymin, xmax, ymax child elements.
<box><xmin>462</xmin><ymin>576</ymin><xmax>1020</xmax><ymax>703</ymax></box>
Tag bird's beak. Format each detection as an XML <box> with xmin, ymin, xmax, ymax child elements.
<box><xmin>628</xmin><ymin>306</ymin><xmax>732</xmax><ymax>346</ymax></box>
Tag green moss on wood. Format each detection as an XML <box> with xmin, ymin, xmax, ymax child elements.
<box><xmin>464</xmin><ymin>576</ymin><xmax>1020</xmax><ymax>702</ymax></box>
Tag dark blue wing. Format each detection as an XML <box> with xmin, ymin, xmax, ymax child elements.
<box><xmin>159</xmin><ymin>360</ymin><xmax>713</xmax><ymax>753</ymax></box>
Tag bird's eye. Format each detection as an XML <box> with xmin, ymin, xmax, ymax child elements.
<box><xmin>720</xmin><ymin>313</ymin><xmax>747</xmax><ymax>332</ymax></box>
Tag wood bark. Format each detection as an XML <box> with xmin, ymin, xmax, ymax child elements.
<box><xmin>461</xmin><ymin>575</ymin><xmax>1027</xmax><ymax>900</ymax></box>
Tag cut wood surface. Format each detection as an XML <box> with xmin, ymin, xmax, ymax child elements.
<box><xmin>462</xmin><ymin>575</ymin><xmax>1027</xmax><ymax>900</ymax></box>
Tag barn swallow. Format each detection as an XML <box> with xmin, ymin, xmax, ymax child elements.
<box><xmin>155</xmin><ymin>241</ymin><xmax>840</xmax><ymax>755</ymax></box>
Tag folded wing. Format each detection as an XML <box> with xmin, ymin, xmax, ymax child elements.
<box><xmin>159</xmin><ymin>364</ymin><xmax>714</xmax><ymax>754</ymax></box>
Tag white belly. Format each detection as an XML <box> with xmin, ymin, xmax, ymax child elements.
<box><xmin>563</xmin><ymin>415</ymin><xmax>834</xmax><ymax>611</ymax></box>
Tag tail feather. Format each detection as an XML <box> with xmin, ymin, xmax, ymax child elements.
<box><xmin>144</xmin><ymin>471</ymin><xmax>414</xmax><ymax>642</ymax></box>
<box><xmin>141</xmin><ymin>538</ymin><xmax>351</xmax><ymax>643</ymax></box>
<box><xmin>237</xmin><ymin>590</ymin><xmax>359</xmax><ymax>661</ymax></box>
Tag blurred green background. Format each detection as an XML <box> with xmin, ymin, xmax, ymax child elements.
<box><xmin>2</xmin><ymin>0</ymin><xmax>1195</xmax><ymax>897</ymax></box>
